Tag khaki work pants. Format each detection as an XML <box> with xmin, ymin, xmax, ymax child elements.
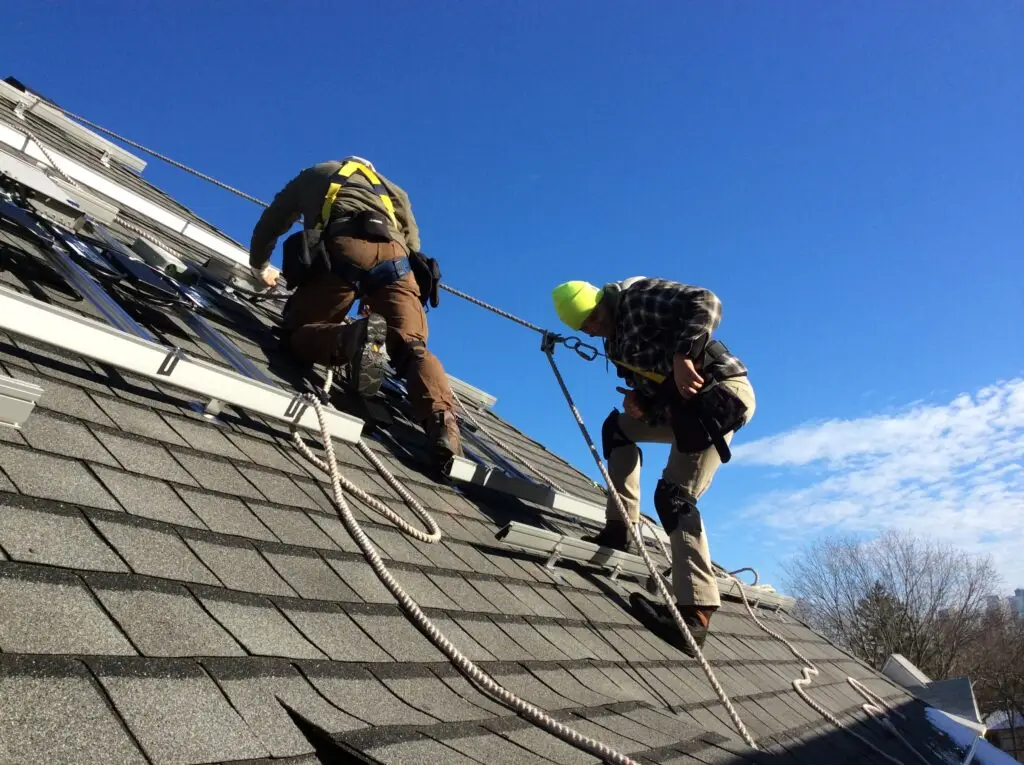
<box><xmin>605</xmin><ymin>376</ymin><xmax>756</xmax><ymax>608</ymax></box>
<box><xmin>282</xmin><ymin>236</ymin><xmax>455</xmax><ymax>422</ymax></box>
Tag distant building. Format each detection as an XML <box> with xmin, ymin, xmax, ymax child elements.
<box><xmin>986</xmin><ymin>713</ymin><xmax>1024</xmax><ymax>761</ymax></box>
<box><xmin>1012</xmin><ymin>589</ymin><xmax>1024</xmax><ymax>618</ymax></box>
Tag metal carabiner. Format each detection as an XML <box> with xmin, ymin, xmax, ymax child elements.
<box><xmin>563</xmin><ymin>336</ymin><xmax>600</xmax><ymax>361</ymax></box>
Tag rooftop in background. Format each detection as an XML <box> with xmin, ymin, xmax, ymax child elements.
<box><xmin>0</xmin><ymin>76</ymin><xmax>997</xmax><ymax>764</ymax></box>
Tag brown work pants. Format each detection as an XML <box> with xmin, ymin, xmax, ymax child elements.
<box><xmin>605</xmin><ymin>376</ymin><xmax>756</xmax><ymax>609</ymax></box>
<box><xmin>282</xmin><ymin>235</ymin><xmax>455</xmax><ymax>421</ymax></box>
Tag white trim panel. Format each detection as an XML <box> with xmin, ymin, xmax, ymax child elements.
<box><xmin>0</xmin><ymin>122</ymin><xmax>29</xmax><ymax>153</ymax></box>
<box><xmin>181</xmin><ymin>222</ymin><xmax>248</xmax><ymax>265</ymax></box>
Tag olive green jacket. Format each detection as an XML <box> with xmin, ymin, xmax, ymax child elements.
<box><xmin>248</xmin><ymin>161</ymin><xmax>420</xmax><ymax>269</ymax></box>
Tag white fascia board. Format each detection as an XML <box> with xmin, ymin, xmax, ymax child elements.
<box><xmin>20</xmin><ymin>137</ymin><xmax>249</xmax><ymax>266</ymax></box>
<box><xmin>0</xmin><ymin>287</ymin><xmax>365</xmax><ymax>443</ymax></box>
<box><xmin>0</xmin><ymin>147</ymin><xmax>78</xmax><ymax>204</ymax></box>
<box><xmin>0</xmin><ymin>122</ymin><xmax>29</xmax><ymax>153</ymax></box>
<box><xmin>0</xmin><ymin>81</ymin><xmax>147</xmax><ymax>172</ymax></box>
<box><xmin>181</xmin><ymin>221</ymin><xmax>249</xmax><ymax>265</ymax></box>
<box><xmin>23</xmin><ymin>138</ymin><xmax>189</xmax><ymax>232</ymax></box>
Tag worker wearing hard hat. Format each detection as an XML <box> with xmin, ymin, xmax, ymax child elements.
<box><xmin>551</xmin><ymin>277</ymin><xmax>756</xmax><ymax>656</ymax></box>
<box><xmin>248</xmin><ymin>156</ymin><xmax>461</xmax><ymax>474</ymax></box>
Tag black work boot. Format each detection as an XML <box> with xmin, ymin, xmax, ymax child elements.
<box><xmin>581</xmin><ymin>519</ymin><xmax>634</xmax><ymax>554</ymax></box>
<box><xmin>423</xmin><ymin>410</ymin><xmax>463</xmax><ymax>474</ymax></box>
<box><xmin>334</xmin><ymin>313</ymin><xmax>388</xmax><ymax>398</ymax></box>
<box><xmin>629</xmin><ymin>592</ymin><xmax>714</xmax><ymax>658</ymax></box>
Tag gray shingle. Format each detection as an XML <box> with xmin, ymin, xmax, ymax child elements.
<box><xmin>92</xmin><ymin>397</ymin><xmax>189</xmax><ymax>444</ymax></box>
<box><xmin>365</xmin><ymin>737</ymin><xmax>483</xmax><ymax>765</ymax></box>
<box><xmin>429</xmin><ymin>615</ymin><xmax>496</xmax><ymax>661</ymax></box>
<box><xmin>20</xmin><ymin>411</ymin><xmax>118</xmax><ymax>465</ymax></box>
<box><xmin>488</xmin><ymin>666</ymin><xmax>576</xmax><ymax>710</ymax></box>
<box><xmin>0</xmin><ymin>443</ymin><xmax>119</xmax><ymax>509</ymax></box>
<box><xmin>533</xmin><ymin>623</ymin><xmax>600</xmax><ymax>661</ymax></box>
<box><xmin>0</xmin><ymin>500</ymin><xmax>127</xmax><ymax>572</ymax></box>
<box><xmin>181</xmin><ymin>533</ymin><xmax>297</xmax><ymax>596</ymax></box>
<box><xmin>171</xmin><ymin>450</ymin><xmax>265</xmax><ymax>499</ymax></box>
<box><xmin>280</xmin><ymin>600</ymin><xmax>394</xmax><ymax>662</ymax></box>
<box><xmin>90</xmin><ymin>513</ymin><xmax>220</xmax><ymax>585</ymax></box>
<box><xmin>428</xmin><ymin>572</ymin><xmax>498</xmax><ymax>613</ymax></box>
<box><xmin>237</xmin><ymin>464</ymin><xmax>319</xmax><ymax>508</ymax></box>
<box><xmin>299</xmin><ymin>663</ymin><xmax>436</xmax><ymax>726</ymax></box>
<box><xmin>468</xmin><ymin>576</ymin><xmax>531</xmax><ymax>614</ymax></box>
<box><xmin>495</xmin><ymin>619</ymin><xmax>570</xmax><ymax>661</ymax></box>
<box><xmin>203</xmin><ymin>657</ymin><xmax>366</xmax><ymax>758</ymax></box>
<box><xmin>347</xmin><ymin>604</ymin><xmax>447</xmax><ymax>662</ymax></box>
<box><xmin>92</xmin><ymin>465</ymin><xmax>207</xmax><ymax>528</ymax></box>
<box><xmin>0</xmin><ymin>564</ymin><xmax>135</xmax><ymax>655</ymax></box>
<box><xmin>487</xmin><ymin>721</ymin><xmax>601</xmax><ymax>765</ymax></box>
<box><xmin>534</xmin><ymin>586</ymin><xmax>587</xmax><ymax>621</ymax></box>
<box><xmin>530</xmin><ymin>666</ymin><xmax>614</xmax><ymax>707</ymax></box>
<box><xmin>504</xmin><ymin>582</ymin><xmax>566</xmax><ymax>618</ymax></box>
<box><xmin>23</xmin><ymin>373</ymin><xmax>118</xmax><ymax>426</ymax></box>
<box><xmin>91</xmin><ymin>657</ymin><xmax>270</xmax><ymax>764</ymax></box>
<box><xmin>225</xmin><ymin>433</ymin><xmax>306</xmax><ymax>475</ymax></box>
<box><xmin>163</xmin><ymin>415</ymin><xmax>247</xmax><ymax>458</ymax></box>
<box><xmin>362</xmin><ymin>524</ymin><xmax>434</xmax><ymax>566</ymax></box>
<box><xmin>308</xmin><ymin>512</ymin><xmax>361</xmax><ymax>552</ymax></box>
<box><xmin>0</xmin><ymin>655</ymin><xmax>147</xmax><ymax>765</ymax></box>
<box><xmin>455</xmin><ymin>615</ymin><xmax>532</xmax><ymax>662</ymax></box>
<box><xmin>396</xmin><ymin>566</ymin><xmax>460</xmax><ymax>609</ymax></box>
<box><xmin>262</xmin><ymin>546</ymin><xmax>361</xmax><ymax>601</ymax></box>
<box><xmin>192</xmin><ymin>587</ymin><xmax>327</xmax><ymax>659</ymax></box>
<box><xmin>94</xmin><ymin>431</ymin><xmax>198</xmax><ymax>485</ymax></box>
<box><xmin>324</xmin><ymin>553</ymin><xmax>393</xmax><ymax>602</ymax></box>
<box><xmin>87</xmin><ymin>575</ymin><xmax>245</xmax><ymax>657</ymax></box>
<box><xmin>247</xmin><ymin>501</ymin><xmax>337</xmax><ymax>549</ymax></box>
<box><xmin>565</xmin><ymin>625</ymin><xmax>624</xmax><ymax>661</ymax></box>
<box><xmin>414</xmin><ymin>539</ymin><xmax>473</xmax><ymax>572</ymax></box>
<box><xmin>175</xmin><ymin>487</ymin><xmax>277</xmax><ymax>541</ymax></box>
<box><xmin>371</xmin><ymin>664</ymin><xmax>495</xmax><ymax>722</ymax></box>
<box><xmin>432</xmin><ymin>727</ymin><xmax>562</xmax><ymax>765</ymax></box>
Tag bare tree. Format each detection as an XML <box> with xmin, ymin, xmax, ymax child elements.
<box><xmin>966</xmin><ymin>608</ymin><xmax>1024</xmax><ymax>730</ymax></box>
<box><xmin>784</xmin><ymin>530</ymin><xmax>1000</xmax><ymax>678</ymax></box>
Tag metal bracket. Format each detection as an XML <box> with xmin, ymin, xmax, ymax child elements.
<box><xmin>544</xmin><ymin>542</ymin><xmax>564</xmax><ymax>570</ymax></box>
<box><xmin>609</xmin><ymin>562</ymin><xmax>624</xmax><ymax>582</ymax></box>
<box><xmin>13</xmin><ymin>101</ymin><xmax>27</xmax><ymax>120</ymax></box>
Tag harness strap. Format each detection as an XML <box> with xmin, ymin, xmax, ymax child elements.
<box><xmin>318</xmin><ymin>160</ymin><xmax>398</xmax><ymax>232</ymax></box>
<box><xmin>331</xmin><ymin>256</ymin><xmax>412</xmax><ymax>297</ymax></box>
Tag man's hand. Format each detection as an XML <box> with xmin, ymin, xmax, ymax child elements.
<box><xmin>672</xmin><ymin>353</ymin><xmax>704</xmax><ymax>399</ymax></box>
<box><xmin>622</xmin><ymin>389</ymin><xmax>645</xmax><ymax>419</ymax></box>
<box><xmin>250</xmin><ymin>264</ymin><xmax>280</xmax><ymax>289</ymax></box>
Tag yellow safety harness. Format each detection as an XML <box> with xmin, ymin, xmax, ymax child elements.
<box><xmin>317</xmin><ymin>160</ymin><xmax>398</xmax><ymax>233</ymax></box>
<box><xmin>612</xmin><ymin>358</ymin><xmax>666</xmax><ymax>385</ymax></box>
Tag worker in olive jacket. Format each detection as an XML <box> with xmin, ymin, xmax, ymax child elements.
<box><xmin>249</xmin><ymin>156</ymin><xmax>461</xmax><ymax>473</ymax></box>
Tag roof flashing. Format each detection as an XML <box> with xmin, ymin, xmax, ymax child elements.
<box><xmin>0</xmin><ymin>374</ymin><xmax>44</xmax><ymax>429</ymax></box>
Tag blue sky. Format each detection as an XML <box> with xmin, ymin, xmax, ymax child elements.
<box><xmin>6</xmin><ymin>1</ymin><xmax>1022</xmax><ymax>591</ymax></box>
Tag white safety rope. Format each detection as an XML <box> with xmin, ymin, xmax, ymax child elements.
<box><xmin>654</xmin><ymin>532</ymin><xmax>930</xmax><ymax>764</ymax></box>
<box><xmin>542</xmin><ymin>346</ymin><xmax>759</xmax><ymax>749</ymax></box>
<box><xmin>290</xmin><ymin>394</ymin><xmax>645</xmax><ymax>765</ymax></box>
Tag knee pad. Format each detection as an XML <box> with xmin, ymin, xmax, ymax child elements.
<box><xmin>654</xmin><ymin>479</ymin><xmax>700</xmax><ymax>536</ymax></box>
<box><xmin>601</xmin><ymin>409</ymin><xmax>643</xmax><ymax>465</ymax></box>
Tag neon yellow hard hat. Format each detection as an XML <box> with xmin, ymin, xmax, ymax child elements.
<box><xmin>552</xmin><ymin>281</ymin><xmax>602</xmax><ymax>330</ymax></box>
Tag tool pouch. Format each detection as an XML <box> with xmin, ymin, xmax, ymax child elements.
<box><xmin>409</xmin><ymin>250</ymin><xmax>442</xmax><ymax>308</ymax></box>
<box><xmin>664</xmin><ymin>379</ymin><xmax>748</xmax><ymax>463</ymax></box>
<box><xmin>281</xmin><ymin>230</ymin><xmax>329</xmax><ymax>288</ymax></box>
<box><xmin>349</xmin><ymin>209</ymin><xmax>394</xmax><ymax>242</ymax></box>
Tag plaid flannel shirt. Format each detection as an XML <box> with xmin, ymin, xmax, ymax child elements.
<box><xmin>606</xmin><ymin>278</ymin><xmax>744</xmax><ymax>413</ymax></box>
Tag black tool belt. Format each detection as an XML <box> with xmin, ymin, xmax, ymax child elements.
<box><xmin>325</xmin><ymin>209</ymin><xmax>394</xmax><ymax>243</ymax></box>
<box><xmin>658</xmin><ymin>341</ymin><xmax>749</xmax><ymax>463</ymax></box>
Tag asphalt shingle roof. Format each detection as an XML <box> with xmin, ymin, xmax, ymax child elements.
<box><xmin>0</xmin><ymin>81</ymin><xmax>987</xmax><ymax>764</ymax></box>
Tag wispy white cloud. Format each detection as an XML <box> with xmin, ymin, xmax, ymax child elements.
<box><xmin>732</xmin><ymin>378</ymin><xmax>1024</xmax><ymax>587</ymax></box>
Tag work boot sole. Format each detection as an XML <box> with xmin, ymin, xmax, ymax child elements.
<box><xmin>628</xmin><ymin>592</ymin><xmax>707</xmax><ymax>658</ymax></box>
<box><xmin>350</xmin><ymin>314</ymin><xmax>388</xmax><ymax>398</ymax></box>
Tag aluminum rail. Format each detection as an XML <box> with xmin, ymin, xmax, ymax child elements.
<box><xmin>497</xmin><ymin>521</ymin><xmax>795</xmax><ymax>611</ymax></box>
<box><xmin>0</xmin><ymin>286</ymin><xmax>365</xmax><ymax>443</ymax></box>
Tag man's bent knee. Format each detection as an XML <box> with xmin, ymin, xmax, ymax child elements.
<box><xmin>654</xmin><ymin>479</ymin><xmax>701</xmax><ymax>536</ymax></box>
<box><xmin>602</xmin><ymin>409</ymin><xmax>643</xmax><ymax>465</ymax></box>
<box><xmin>392</xmin><ymin>339</ymin><xmax>428</xmax><ymax>377</ymax></box>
